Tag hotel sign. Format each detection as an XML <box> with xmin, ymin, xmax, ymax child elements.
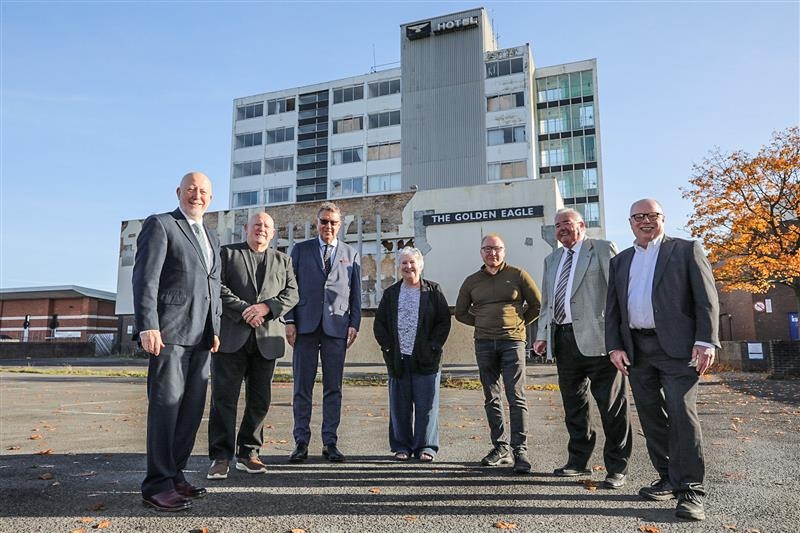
<box><xmin>406</xmin><ymin>15</ymin><xmax>479</xmax><ymax>40</ymax></box>
<box><xmin>422</xmin><ymin>205</ymin><xmax>543</xmax><ymax>226</ymax></box>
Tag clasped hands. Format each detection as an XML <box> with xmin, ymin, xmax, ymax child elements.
<box><xmin>242</xmin><ymin>303</ymin><xmax>270</xmax><ymax>328</ymax></box>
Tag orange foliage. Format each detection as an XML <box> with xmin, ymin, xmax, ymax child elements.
<box><xmin>682</xmin><ymin>127</ymin><xmax>800</xmax><ymax>305</ymax></box>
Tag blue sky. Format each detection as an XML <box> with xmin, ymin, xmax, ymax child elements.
<box><xmin>1</xmin><ymin>1</ymin><xmax>798</xmax><ymax>292</ymax></box>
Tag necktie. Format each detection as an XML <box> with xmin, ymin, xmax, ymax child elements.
<box><xmin>192</xmin><ymin>224</ymin><xmax>210</xmax><ymax>271</ymax></box>
<box><xmin>323</xmin><ymin>244</ymin><xmax>332</xmax><ymax>275</ymax></box>
<box><xmin>553</xmin><ymin>249</ymin><xmax>574</xmax><ymax>325</ymax></box>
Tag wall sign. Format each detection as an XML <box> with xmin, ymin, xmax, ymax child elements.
<box><xmin>406</xmin><ymin>15</ymin><xmax>479</xmax><ymax>40</ymax></box>
<box><xmin>422</xmin><ymin>205</ymin><xmax>543</xmax><ymax>226</ymax></box>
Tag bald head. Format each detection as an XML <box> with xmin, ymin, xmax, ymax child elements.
<box><xmin>177</xmin><ymin>171</ymin><xmax>213</xmax><ymax>222</ymax></box>
<box><xmin>245</xmin><ymin>212</ymin><xmax>275</xmax><ymax>252</ymax></box>
<box><xmin>629</xmin><ymin>198</ymin><xmax>665</xmax><ymax>246</ymax></box>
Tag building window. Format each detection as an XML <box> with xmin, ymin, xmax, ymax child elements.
<box><xmin>264</xmin><ymin>156</ymin><xmax>293</xmax><ymax>174</ymax></box>
<box><xmin>487</xmin><ymin>92</ymin><xmax>525</xmax><ymax>112</ymax></box>
<box><xmin>485</xmin><ymin>57</ymin><xmax>524</xmax><ymax>78</ymax></box>
<box><xmin>368</xmin><ymin>79</ymin><xmax>400</xmax><ymax>98</ymax></box>
<box><xmin>332</xmin><ymin>146</ymin><xmax>364</xmax><ymax>165</ymax></box>
<box><xmin>298</xmin><ymin>122</ymin><xmax>328</xmax><ymax>135</ymax></box>
<box><xmin>297</xmin><ymin>137</ymin><xmax>328</xmax><ymax>149</ymax></box>
<box><xmin>536</xmin><ymin>70</ymin><xmax>594</xmax><ymax>103</ymax></box>
<box><xmin>368</xmin><ymin>110</ymin><xmax>400</xmax><ymax>129</ymax></box>
<box><xmin>333</xmin><ymin>84</ymin><xmax>364</xmax><ymax>104</ymax></box>
<box><xmin>367</xmin><ymin>172</ymin><xmax>401</xmax><ymax>193</ymax></box>
<box><xmin>234</xmin><ymin>190</ymin><xmax>259</xmax><ymax>207</ymax></box>
<box><xmin>297</xmin><ymin>182</ymin><xmax>328</xmax><ymax>196</ymax></box>
<box><xmin>333</xmin><ymin>116</ymin><xmax>364</xmax><ymax>134</ymax></box>
<box><xmin>331</xmin><ymin>176</ymin><xmax>363</xmax><ymax>197</ymax></box>
<box><xmin>235</xmin><ymin>132</ymin><xmax>263</xmax><ymax>149</ymax></box>
<box><xmin>233</xmin><ymin>160</ymin><xmax>261</xmax><ymax>178</ymax></box>
<box><xmin>488</xmin><ymin>160</ymin><xmax>527</xmax><ymax>181</ymax></box>
<box><xmin>538</xmin><ymin>103</ymin><xmax>595</xmax><ymax>134</ymax></box>
<box><xmin>367</xmin><ymin>141</ymin><xmax>401</xmax><ymax>161</ymax></box>
<box><xmin>575</xmin><ymin>202</ymin><xmax>600</xmax><ymax>228</ymax></box>
<box><xmin>266</xmin><ymin>186</ymin><xmax>291</xmax><ymax>204</ymax></box>
<box><xmin>266</xmin><ymin>126</ymin><xmax>294</xmax><ymax>144</ymax></box>
<box><xmin>236</xmin><ymin>103</ymin><xmax>263</xmax><ymax>121</ymax></box>
<box><xmin>297</xmin><ymin>152</ymin><xmax>327</xmax><ymax>165</ymax></box>
<box><xmin>487</xmin><ymin>125</ymin><xmax>526</xmax><ymax>145</ymax></box>
<box><xmin>267</xmin><ymin>97</ymin><xmax>296</xmax><ymax>115</ymax></box>
<box><xmin>539</xmin><ymin>135</ymin><xmax>596</xmax><ymax>166</ymax></box>
<box><xmin>297</xmin><ymin>168</ymin><xmax>327</xmax><ymax>179</ymax></box>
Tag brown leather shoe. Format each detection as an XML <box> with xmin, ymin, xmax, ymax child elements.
<box><xmin>142</xmin><ymin>489</ymin><xmax>191</xmax><ymax>512</ymax></box>
<box><xmin>174</xmin><ymin>481</ymin><xmax>207</xmax><ymax>499</ymax></box>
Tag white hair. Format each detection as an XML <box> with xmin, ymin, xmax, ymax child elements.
<box><xmin>398</xmin><ymin>246</ymin><xmax>424</xmax><ymax>271</ymax></box>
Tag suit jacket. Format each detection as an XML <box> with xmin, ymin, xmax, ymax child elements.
<box><xmin>536</xmin><ymin>238</ymin><xmax>616</xmax><ymax>358</ymax></box>
<box><xmin>605</xmin><ymin>236</ymin><xmax>720</xmax><ymax>363</ymax></box>
<box><xmin>285</xmin><ymin>238</ymin><xmax>362</xmax><ymax>338</ymax></box>
<box><xmin>373</xmin><ymin>279</ymin><xmax>451</xmax><ymax>378</ymax></box>
<box><xmin>218</xmin><ymin>242</ymin><xmax>299</xmax><ymax>358</ymax></box>
<box><xmin>132</xmin><ymin>208</ymin><xmax>221</xmax><ymax>347</ymax></box>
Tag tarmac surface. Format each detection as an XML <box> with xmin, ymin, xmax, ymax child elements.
<box><xmin>0</xmin><ymin>359</ymin><xmax>798</xmax><ymax>532</ymax></box>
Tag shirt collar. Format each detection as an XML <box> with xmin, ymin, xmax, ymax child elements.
<box><xmin>179</xmin><ymin>206</ymin><xmax>202</xmax><ymax>227</ymax></box>
<box><xmin>318</xmin><ymin>236</ymin><xmax>338</xmax><ymax>248</ymax></box>
<box><xmin>564</xmin><ymin>238</ymin><xmax>584</xmax><ymax>255</ymax></box>
<box><xmin>634</xmin><ymin>233</ymin><xmax>664</xmax><ymax>252</ymax></box>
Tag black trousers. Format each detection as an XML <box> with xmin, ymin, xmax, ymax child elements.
<box><xmin>142</xmin><ymin>343</ymin><xmax>210</xmax><ymax>498</ymax></box>
<box><xmin>629</xmin><ymin>330</ymin><xmax>705</xmax><ymax>494</ymax></box>
<box><xmin>554</xmin><ymin>325</ymin><xmax>631</xmax><ymax>475</ymax></box>
<box><xmin>208</xmin><ymin>332</ymin><xmax>277</xmax><ymax>460</ymax></box>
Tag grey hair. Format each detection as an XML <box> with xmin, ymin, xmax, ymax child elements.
<box><xmin>317</xmin><ymin>201</ymin><xmax>341</xmax><ymax>219</ymax></box>
<box><xmin>555</xmin><ymin>207</ymin><xmax>583</xmax><ymax>223</ymax></box>
<box><xmin>398</xmin><ymin>246</ymin><xmax>424</xmax><ymax>271</ymax></box>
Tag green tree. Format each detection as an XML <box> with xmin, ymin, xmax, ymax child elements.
<box><xmin>682</xmin><ymin>127</ymin><xmax>800</xmax><ymax>310</ymax></box>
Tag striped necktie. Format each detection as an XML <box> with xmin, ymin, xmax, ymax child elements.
<box><xmin>552</xmin><ymin>249</ymin><xmax>574</xmax><ymax>325</ymax></box>
<box><xmin>323</xmin><ymin>244</ymin><xmax>332</xmax><ymax>275</ymax></box>
<box><xmin>192</xmin><ymin>224</ymin><xmax>210</xmax><ymax>271</ymax></box>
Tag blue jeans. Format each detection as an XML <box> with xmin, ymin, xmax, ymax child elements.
<box><xmin>474</xmin><ymin>339</ymin><xmax>528</xmax><ymax>452</ymax></box>
<box><xmin>388</xmin><ymin>358</ymin><xmax>440</xmax><ymax>458</ymax></box>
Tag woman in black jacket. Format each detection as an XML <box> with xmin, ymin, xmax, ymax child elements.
<box><xmin>373</xmin><ymin>247</ymin><xmax>451</xmax><ymax>461</ymax></box>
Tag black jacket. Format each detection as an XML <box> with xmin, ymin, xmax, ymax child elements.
<box><xmin>373</xmin><ymin>279</ymin><xmax>451</xmax><ymax>378</ymax></box>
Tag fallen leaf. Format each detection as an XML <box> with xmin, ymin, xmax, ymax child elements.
<box><xmin>29</xmin><ymin>434</ymin><xmax>43</xmax><ymax>440</ymax></box>
<box><xmin>723</xmin><ymin>525</ymin><xmax>737</xmax><ymax>530</ymax></box>
<box><xmin>79</xmin><ymin>518</ymin><xmax>94</xmax><ymax>524</ymax></box>
<box><xmin>592</xmin><ymin>465</ymin><xmax>606</xmax><ymax>471</ymax></box>
<box><xmin>403</xmin><ymin>516</ymin><xmax>418</xmax><ymax>521</ymax></box>
<box><xmin>580</xmin><ymin>479</ymin><xmax>599</xmax><ymax>491</ymax></box>
<box><xmin>289</xmin><ymin>529</ymin><xmax>307</xmax><ymax>533</ymax></box>
<box><xmin>38</xmin><ymin>472</ymin><xmax>54</xmax><ymax>480</ymax></box>
<box><xmin>368</xmin><ymin>488</ymin><xmax>381</xmax><ymax>493</ymax></box>
<box><xmin>89</xmin><ymin>502</ymin><xmax>106</xmax><ymax>512</ymax></box>
<box><xmin>6</xmin><ymin>446</ymin><xmax>20</xmax><ymax>451</ymax></box>
<box><xmin>493</xmin><ymin>521</ymin><xmax>517</xmax><ymax>529</ymax></box>
<box><xmin>73</xmin><ymin>471</ymin><xmax>97</xmax><ymax>477</ymax></box>
<box><xmin>36</xmin><ymin>449</ymin><xmax>54</xmax><ymax>455</ymax></box>
<box><xmin>638</xmin><ymin>526</ymin><xmax>660</xmax><ymax>533</ymax></box>
<box><xmin>94</xmin><ymin>520</ymin><xmax>111</xmax><ymax>529</ymax></box>
<box><xmin>70</xmin><ymin>529</ymin><xmax>87</xmax><ymax>533</ymax></box>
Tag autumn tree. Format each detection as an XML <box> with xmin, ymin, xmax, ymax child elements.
<box><xmin>682</xmin><ymin>126</ymin><xmax>800</xmax><ymax>310</ymax></box>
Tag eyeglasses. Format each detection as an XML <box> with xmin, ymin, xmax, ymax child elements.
<box><xmin>630</xmin><ymin>212</ymin><xmax>663</xmax><ymax>223</ymax></box>
<box><xmin>481</xmin><ymin>246</ymin><xmax>505</xmax><ymax>253</ymax></box>
<box><xmin>318</xmin><ymin>218</ymin><xmax>340</xmax><ymax>226</ymax></box>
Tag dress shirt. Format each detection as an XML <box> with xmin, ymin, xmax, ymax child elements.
<box><xmin>318</xmin><ymin>236</ymin><xmax>338</xmax><ymax>269</ymax></box>
<box><xmin>179</xmin><ymin>206</ymin><xmax>213</xmax><ymax>268</ymax></box>
<box><xmin>627</xmin><ymin>234</ymin><xmax>662</xmax><ymax>330</ymax></box>
<box><xmin>553</xmin><ymin>239</ymin><xmax>583</xmax><ymax>325</ymax></box>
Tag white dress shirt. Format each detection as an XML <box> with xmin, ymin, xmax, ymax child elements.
<box><xmin>553</xmin><ymin>239</ymin><xmax>583</xmax><ymax>324</ymax></box>
<box><xmin>627</xmin><ymin>234</ymin><xmax>662</xmax><ymax>330</ymax></box>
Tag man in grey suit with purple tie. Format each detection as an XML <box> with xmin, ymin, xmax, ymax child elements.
<box><xmin>285</xmin><ymin>202</ymin><xmax>361</xmax><ymax>463</ymax></box>
<box><xmin>133</xmin><ymin>171</ymin><xmax>221</xmax><ymax>512</ymax></box>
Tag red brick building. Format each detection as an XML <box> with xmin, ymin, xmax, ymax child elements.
<box><xmin>0</xmin><ymin>286</ymin><xmax>117</xmax><ymax>342</ymax></box>
<box><xmin>717</xmin><ymin>284</ymin><xmax>798</xmax><ymax>341</ymax></box>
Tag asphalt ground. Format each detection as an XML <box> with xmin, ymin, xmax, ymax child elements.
<box><xmin>0</xmin><ymin>362</ymin><xmax>798</xmax><ymax>533</ymax></box>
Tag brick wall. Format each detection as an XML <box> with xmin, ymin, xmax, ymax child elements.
<box><xmin>769</xmin><ymin>340</ymin><xmax>800</xmax><ymax>378</ymax></box>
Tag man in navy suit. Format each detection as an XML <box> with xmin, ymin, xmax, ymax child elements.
<box><xmin>285</xmin><ymin>202</ymin><xmax>361</xmax><ymax>463</ymax></box>
<box><xmin>606</xmin><ymin>198</ymin><xmax>719</xmax><ymax>521</ymax></box>
<box><xmin>133</xmin><ymin>171</ymin><xmax>221</xmax><ymax>511</ymax></box>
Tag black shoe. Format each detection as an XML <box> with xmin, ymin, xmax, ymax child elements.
<box><xmin>602</xmin><ymin>473</ymin><xmax>626</xmax><ymax>489</ymax></box>
<box><xmin>142</xmin><ymin>489</ymin><xmax>191</xmax><ymax>512</ymax></box>
<box><xmin>481</xmin><ymin>446</ymin><xmax>512</xmax><ymax>466</ymax></box>
<box><xmin>676</xmin><ymin>490</ymin><xmax>705</xmax><ymax>521</ymax></box>
<box><xmin>553</xmin><ymin>464</ymin><xmax>591</xmax><ymax>477</ymax></box>
<box><xmin>512</xmin><ymin>449</ymin><xmax>531</xmax><ymax>474</ymax></box>
<box><xmin>289</xmin><ymin>443</ymin><xmax>308</xmax><ymax>463</ymax></box>
<box><xmin>639</xmin><ymin>478</ymin><xmax>676</xmax><ymax>501</ymax></box>
<box><xmin>322</xmin><ymin>444</ymin><xmax>345</xmax><ymax>462</ymax></box>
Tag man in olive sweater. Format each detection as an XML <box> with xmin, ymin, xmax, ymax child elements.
<box><xmin>455</xmin><ymin>233</ymin><xmax>541</xmax><ymax>474</ymax></box>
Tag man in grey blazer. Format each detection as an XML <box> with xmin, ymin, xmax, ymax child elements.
<box><xmin>133</xmin><ymin>171</ymin><xmax>221</xmax><ymax>512</ymax></box>
<box><xmin>285</xmin><ymin>202</ymin><xmax>361</xmax><ymax>463</ymax></box>
<box><xmin>606</xmin><ymin>198</ymin><xmax>719</xmax><ymax>521</ymax></box>
<box><xmin>533</xmin><ymin>208</ymin><xmax>631</xmax><ymax>489</ymax></box>
<box><xmin>206</xmin><ymin>212</ymin><xmax>298</xmax><ymax>480</ymax></box>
